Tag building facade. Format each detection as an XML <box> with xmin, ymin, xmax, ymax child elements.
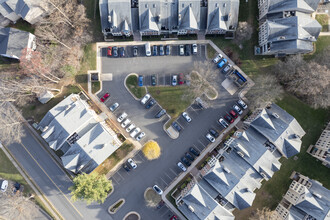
<box><xmin>307</xmin><ymin>122</ymin><xmax>330</xmax><ymax>168</ymax></box>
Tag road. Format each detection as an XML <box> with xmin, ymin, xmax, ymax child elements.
<box><xmin>6</xmin><ymin>126</ymin><xmax>111</xmax><ymax>220</ymax></box>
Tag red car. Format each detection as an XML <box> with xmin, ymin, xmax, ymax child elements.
<box><xmin>107</xmin><ymin>46</ymin><xmax>112</xmax><ymax>56</ymax></box>
<box><xmin>224</xmin><ymin>114</ymin><xmax>234</xmax><ymax>124</ymax></box>
<box><xmin>229</xmin><ymin>109</ymin><xmax>238</xmax><ymax>119</ymax></box>
<box><xmin>170</xmin><ymin>216</ymin><xmax>178</xmax><ymax>220</ymax></box>
<box><xmin>100</xmin><ymin>93</ymin><xmax>110</xmax><ymax>102</ymax></box>
<box><xmin>178</xmin><ymin>73</ymin><xmax>184</xmax><ymax>85</ymax></box>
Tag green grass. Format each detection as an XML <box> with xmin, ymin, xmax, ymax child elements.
<box><xmin>21</xmin><ymin>85</ymin><xmax>81</xmax><ymax>122</ymax></box>
<box><xmin>92</xmin><ymin>81</ymin><xmax>100</xmax><ymax>94</ymax></box>
<box><xmin>82</xmin><ymin>0</ymin><xmax>103</xmax><ymax>41</ymax></box>
<box><xmin>148</xmin><ymin>86</ymin><xmax>193</xmax><ymax>119</ymax></box>
<box><xmin>9</xmin><ymin>19</ymin><xmax>35</xmax><ymax>34</ymax></box>
<box><xmin>305</xmin><ymin>36</ymin><xmax>330</xmax><ymax>60</ymax></box>
<box><xmin>125</xmin><ymin>75</ymin><xmax>146</xmax><ymax>99</ymax></box>
<box><xmin>315</xmin><ymin>14</ymin><xmax>329</xmax><ymax>32</ymax></box>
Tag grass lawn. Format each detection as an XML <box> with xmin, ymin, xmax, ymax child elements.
<box><xmin>148</xmin><ymin>86</ymin><xmax>194</xmax><ymax>119</ymax></box>
<box><xmin>83</xmin><ymin>0</ymin><xmax>103</xmax><ymax>41</ymax></box>
<box><xmin>93</xmin><ymin>141</ymin><xmax>134</xmax><ymax>176</ymax></box>
<box><xmin>125</xmin><ymin>75</ymin><xmax>146</xmax><ymax>99</ymax></box>
<box><xmin>305</xmin><ymin>36</ymin><xmax>330</xmax><ymax>60</ymax></box>
<box><xmin>92</xmin><ymin>81</ymin><xmax>100</xmax><ymax>94</ymax></box>
<box><xmin>9</xmin><ymin>19</ymin><xmax>35</xmax><ymax>34</ymax></box>
<box><xmin>21</xmin><ymin>85</ymin><xmax>81</xmax><ymax>122</ymax></box>
<box><xmin>315</xmin><ymin>14</ymin><xmax>329</xmax><ymax>32</ymax></box>
<box><xmin>233</xmin><ymin>94</ymin><xmax>330</xmax><ymax>219</ymax></box>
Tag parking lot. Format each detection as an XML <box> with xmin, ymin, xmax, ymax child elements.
<box><xmin>98</xmin><ymin>42</ymin><xmax>242</xmax><ymax>220</ymax></box>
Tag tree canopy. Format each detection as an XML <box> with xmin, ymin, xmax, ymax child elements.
<box><xmin>142</xmin><ymin>141</ymin><xmax>161</xmax><ymax>160</ymax></box>
<box><xmin>69</xmin><ymin>173</ymin><xmax>112</xmax><ymax>204</ymax></box>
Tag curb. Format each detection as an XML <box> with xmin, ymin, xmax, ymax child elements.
<box><xmin>123</xmin><ymin>73</ymin><xmax>147</xmax><ymax>101</ymax></box>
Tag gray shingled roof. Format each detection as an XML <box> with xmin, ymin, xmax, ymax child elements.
<box><xmin>178</xmin><ymin>0</ymin><xmax>200</xmax><ymax>30</ymax></box>
<box><xmin>267</xmin><ymin>0</ymin><xmax>320</xmax><ymax>15</ymax></box>
<box><xmin>207</xmin><ymin>0</ymin><xmax>239</xmax><ymax>31</ymax></box>
<box><xmin>108</xmin><ymin>0</ymin><xmax>132</xmax><ymax>33</ymax></box>
<box><xmin>249</xmin><ymin>104</ymin><xmax>305</xmax><ymax>158</ymax></box>
<box><xmin>0</xmin><ymin>27</ymin><xmax>31</xmax><ymax>59</ymax></box>
<box><xmin>178</xmin><ymin>183</ymin><xmax>234</xmax><ymax>220</ymax></box>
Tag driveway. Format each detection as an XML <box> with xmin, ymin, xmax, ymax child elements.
<box><xmin>98</xmin><ymin>43</ymin><xmax>242</xmax><ymax>220</ymax></box>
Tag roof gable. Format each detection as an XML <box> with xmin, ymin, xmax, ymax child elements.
<box><xmin>179</xmin><ymin>6</ymin><xmax>198</xmax><ymax>30</ymax></box>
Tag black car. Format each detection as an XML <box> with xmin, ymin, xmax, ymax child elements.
<box><xmin>153</xmin><ymin>45</ymin><xmax>158</xmax><ymax>56</ymax></box>
<box><xmin>185</xmin><ymin>152</ymin><xmax>195</xmax><ymax>161</ymax></box>
<box><xmin>189</xmin><ymin>147</ymin><xmax>200</xmax><ymax>157</ymax></box>
<box><xmin>209</xmin><ymin>129</ymin><xmax>219</xmax><ymax>138</ymax></box>
<box><xmin>113</xmin><ymin>46</ymin><xmax>118</xmax><ymax>57</ymax></box>
<box><xmin>155</xmin><ymin>109</ymin><xmax>166</xmax><ymax>118</ymax></box>
<box><xmin>181</xmin><ymin>156</ymin><xmax>191</xmax><ymax>167</ymax></box>
<box><xmin>151</xmin><ymin>75</ymin><xmax>157</xmax><ymax>86</ymax></box>
<box><xmin>165</xmin><ymin>45</ymin><xmax>171</xmax><ymax>55</ymax></box>
<box><xmin>133</xmin><ymin>46</ymin><xmax>138</xmax><ymax>57</ymax></box>
<box><xmin>172</xmin><ymin>122</ymin><xmax>182</xmax><ymax>132</ymax></box>
<box><xmin>145</xmin><ymin>99</ymin><xmax>156</xmax><ymax>109</ymax></box>
<box><xmin>123</xmin><ymin>163</ymin><xmax>131</xmax><ymax>172</ymax></box>
<box><xmin>185</xmin><ymin>44</ymin><xmax>191</xmax><ymax>56</ymax></box>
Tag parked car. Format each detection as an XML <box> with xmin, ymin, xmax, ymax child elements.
<box><xmin>189</xmin><ymin>147</ymin><xmax>200</xmax><ymax>157</ymax></box>
<box><xmin>218</xmin><ymin>117</ymin><xmax>229</xmax><ymax>128</ymax></box>
<box><xmin>206</xmin><ymin>133</ymin><xmax>215</xmax><ymax>142</ymax></box>
<box><xmin>224</xmin><ymin>114</ymin><xmax>234</xmax><ymax>124</ymax></box>
<box><xmin>107</xmin><ymin>46</ymin><xmax>112</xmax><ymax>56</ymax></box>
<box><xmin>136</xmin><ymin>132</ymin><xmax>145</xmax><ymax>141</ymax></box>
<box><xmin>127</xmin><ymin>158</ymin><xmax>137</xmax><ymax>169</ymax></box>
<box><xmin>172</xmin><ymin>75</ymin><xmax>177</xmax><ymax>86</ymax></box>
<box><xmin>165</xmin><ymin>45</ymin><xmax>171</xmax><ymax>55</ymax></box>
<box><xmin>119</xmin><ymin>47</ymin><xmax>125</xmax><ymax>57</ymax></box>
<box><xmin>133</xmin><ymin>46</ymin><xmax>138</xmax><ymax>57</ymax></box>
<box><xmin>178</xmin><ymin>73</ymin><xmax>184</xmax><ymax>85</ymax></box>
<box><xmin>229</xmin><ymin>109</ymin><xmax>238</xmax><ymax>119</ymax></box>
<box><xmin>177</xmin><ymin>162</ymin><xmax>186</xmax><ymax>172</ymax></box>
<box><xmin>121</xmin><ymin>118</ymin><xmax>131</xmax><ymax>128</ymax></box>
<box><xmin>0</xmin><ymin>180</ymin><xmax>8</xmax><ymax>192</ymax></box>
<box><xmin>130</xmin><ymin>127</ymin><xmax>141</xmax><ymax>138</ymax></box>
<box><xmin>123</xmin><ymin>163</ymin><xmax>131</xmax><ymax>172</ymax></box>
<box><xmin>100</xmin><ymin>93</ymin><xmax>110</xmax><ymax>102</ymax></box>
<box><xmin>172</xmin><ymin>122</ymin><xmax>182</xmax><ymax>132</ymax></box>
<box><xmin>145</xmin><ymin>99</ymin><xmax>156</xmax><ymax>109</ymax></box>
<box><xmin>181</xmin><ymin>156</ymin><xmax>191</xmax><ymax>167</ymax></box>
<box><xmin>185</xmin><ymin>152</ymin><xmax>194</xmax><ymax>161</ymax></box>
<box><xmin>217</xmin><ymin>58</ymin><xmax>227</xmax><ymax>68</ymax></box>
<box><xmin>213</xmin><ymin>53</ymin><xmax>223</xmax><ymax>63</ymax></box>
<box><xmin>152</xmin><ymin>185</ymin><xmax>163</xmax><ymax>195</ymax></box>
<box><xmin>109</xmin><ymin>102</ymin><xmax>119</xmax><ymax>112</ymax></box>
<box><xmin>153</xmin><ymin>45</ymin><xmax>158</xmax><ymax>56</ymax></box>
<box><xmin>209</xmin><ymin>129</ymin><xmax>219</xmax><ymax>138</ymax></box>
<box><xmin>159</xmin><ymin>45</ymin><xmax>164</xmax><ymax>56</ymax></box>
<box><xmin>222</xmin><ymin>64</ymin><xmax>232</xmax><ymax>74</ymax></box>
<box><xmin>179</xmin><ymin>45</ymin><xmax>184</xmax><ymax>56</ymax></box>
<box><xmin>170</xmin><ymin>216</ymin><xmax>178</xmax><ymax>220</ymax></box>
<box><xmin>182</xmin><ymin>112</ymin><xmax>192</xmax><ymax>122</ymax></box>
<box><xmin>138</xmin><ymin>75</ymin><xmax>143</xmax><ymax>87</ymax></box>
<box><xmin>238</xmin><ymin>99</ymin><xmax>248</xmax><ymax>109</ymax></box>
<box><xmin>151</xmin><ymin>75</ymin><xmax>157</xmax><ymax>86</ymax></box>
<box><xmin>117</xmin><ymin>112</ymin><xmax>127</xmax><ymax>122</ymax></box>
<box><xmin>192</xmin><ymin>44</ymin><xmax>197</xmax><ymax>54</ymax></box>
<box><xmin>185</xmin><ymin>44</ymin><xmax>191</xmax><ymax>56</ymax></box>
<box><xmin>126</xmin><ymin>123</ymin><xmax>136</xmax><ymax>132</ymax></box>
<box><xmin>113</xmin><ymin>46</ymin><xmax>118</xmax><ymax>57</ymax></box>
<box><xmin>140</xmin><ymin>94</ymin><xmax>151</xmax><ymax>105</ymax></box>
<box><xmin>155</xmin><ymin>109</ymin><xmax>166</xmax><ymax>118</ymax></box>
<box><xmin>233</xmin><ymin>104</ymin><xmax>243</xmax><ymax>115</ymax></box>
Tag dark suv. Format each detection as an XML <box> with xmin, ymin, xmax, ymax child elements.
<box><xmin>185</xmin><ymin>44</ymin><xmax>191</xmax><ymax>56</ymax></box>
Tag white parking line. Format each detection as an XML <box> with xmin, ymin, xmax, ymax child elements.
<box><xmin>116</xmin><ymin>171</ymin><xmax>125</xmax><ymax>180</ymax></box>
<box><xmin>198</xmin><ymin>139</ymin><xmax>207</xmax><ymax>147</ymax></box>
<box><xmin>193</xmin><ymin>143</ymin><xmax>204</xmax><ymax>152</ymax></box>
<box><xmin>169</xmin><ymin>168</ymin><xmax>179</xmax><ymax>176</ymax></box>
<box><xmin>160</xmin><ymin>177</ymin><xmax>169</xmax><ymax>185</ymax></box>
<box><xmin>111</xmin><ymin>177</ymin><xmax>119</xmax><ymax>185</ymax></box>
<box><xmin>136</xmin><ymin>153</ymin><xmax>146</xmax><ymax>162</ymax></box>
<box><xmin>164</xmin><ymin>172</ymin><xmax>173</xmax><ymax>181</ymax></box>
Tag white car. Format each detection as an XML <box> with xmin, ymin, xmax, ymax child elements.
<box><xmin>121</xmin><ymin>118</ymin><xmax>131</xmax><ymax>128</ymax></box>
<box><xmin>172</xmin><ymin>75</ymin><xmax>177</xmax><ymax>86</ymax></box>
<box><xmin>179</xmin><ymin>45</ymin><xmax>184</xmax><ymax>56</ymax></box>
<box><xmin>213</xmin><ymin>53</ymin><xmax>223</xmax><ymax>63</ymax></box>
<box><xmin>127</xmin><ymin>158</ymin><xmax>137</xmax><ymax>169</ymax></box>
<box><xmin>117</xmin><ymin>112</ymin><xmax>127</xmax><ymax>123</ymax></box>
<box><xmin>130</xmin><ymin>127</ymin><xmax>141</xmax><ymax>138</ymax></box>
<box><xmin>126</xmin><ymin>123</ymin><xmax>136</xmax><ymax>132</ymax></box>
<box><xmin>238</xmin><ymin>99</ymin><xmax>248</xmax><ymax>109</ymax></box>
<box><xmin>182</xmin><ymin>112</ymin><xmax>192</xmax><ymax>123</ymax></box>
<box><xmin>218</xmin><ymin>118</ymin><xmax>229</xmax><ymax>128</ymax></box>
<box><xmin>0</xmin><ymin>180</ymin><xmax>8</xmax><ymax>192</ymax></box>
<box><xmin>141</xmin><ymin>94</ymin><xmax>151</xmax><ymax>105</ymax></box>
<box><xmin>192</xmin><ymin>44</ymin><xmax>197</xmax><ymax>54</ymax></box>
<box><xmin>206</xmin><ymin>133</ymin><xmax>215</xmax><ymax>143</ymax></box>
<box><xmin>153</xmin><ymin>185</ymin><xmax>163</xmax><ymax>195</ymax></box>
<box><xmin>233</xmin><ymin>105</ymin><xmax>243</xmax><ymax>115</ymax></box>
<box><xmin>177</xmin><ymin>162</ymin><xmax>187</xmax><ymax>172</ymax></box>
<box><xmin>136</xmin><ymin>132</ymin><xmax>145</xmax><ymax>141</ymax></box>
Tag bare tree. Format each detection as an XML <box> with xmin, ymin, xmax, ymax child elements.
<box><xmin>246</xmin><ymin>73</ymin><xmax>284</xmax><ymax>110</ymax></box>
<box><xmin>249</xmin><ymin>208</ymin><xmax>277</xmax><ymax>220</ymax></box>
<box><xmin>234</xmin><ymin>22</ymin><xmax>253</xmax><ymax>45</ymax></box>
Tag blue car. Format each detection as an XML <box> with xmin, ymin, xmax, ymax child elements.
<box><xmin>217</xmin><ymin>58</ymin><xmax>227</xmax><ymax>68</ymax></box>
<box><xmin>138</xmin><ymin>75</ymin><xmax>143</xmax><ymax>86</ymax></box>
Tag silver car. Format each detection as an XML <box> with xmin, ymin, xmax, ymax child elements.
<box><xmin>141</xmin><ymin>94</ymin><xmax>151</xmax><ymax>105</ymax></box>
<box><xmin>117</xmin><ymin>112</ymin><xmax>127</xmax><ymax>123</ymax></box>
<box><xmin>182</xmin><ymin>112</ymin><xmax>192</xmax><ymax>122</ymax></box>
<box><xmin>121</xmin><ymin>118</ymin><xmax>131</xmax><ymax>128</ymax></box>
<box><xmin>177</xmin><ymin>162</ymin><xmax>187</xmax><ymax>172</ymax></box>
<box><xmin>130</xmin><ymin>127</ymin><xmax>141</xmax><ymax>138</ymax></box>
<box><xmin>127</xmin><ymin>158</ymin><xmax>137</xmax><ymax>169</ymax></box>
<box><xmin>218</xmin><ymin>117</ymin><xmax>229</xmax><ymax>128</ymax></box>
<box><xmin>206</xmin><ymin>133</ymin><xmax>215</xmax><ymax>143</ymax></box>
<box><xmin>136</xmin><ymin>132</ymin><xmax>145</xmax><ymax>141</ymax></box>
<box><xmin>126</xmin><ymin>123</ymin><xmax>136</xmax><ymax>132</ymax></box>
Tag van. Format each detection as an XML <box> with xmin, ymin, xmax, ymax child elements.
<box><xmin>145</xmin><ymin>43</ymin><xmax>151</xmax><ymax>57</ymax></box>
